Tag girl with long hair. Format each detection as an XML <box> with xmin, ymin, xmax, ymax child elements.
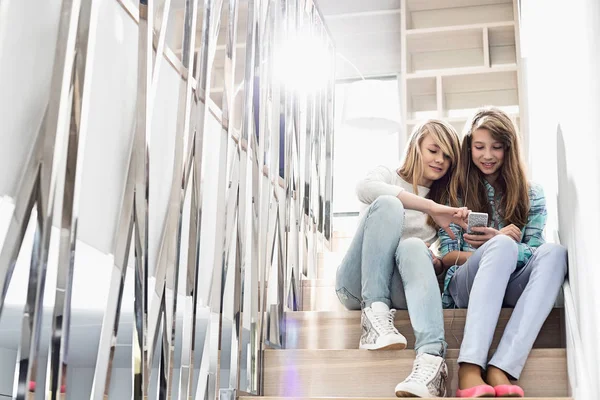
<box><xmin>438</xmin><ymin>107</ymin><xmax>568</xmax><ymax>398</ymax></box>
<box><xmin>336</xmin><ymin>120</ymin><xmax>467</xmax><ymax>397</ymax></box>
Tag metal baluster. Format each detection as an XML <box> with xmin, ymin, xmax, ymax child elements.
<box><xmin>324</xmin><ymin>40</ymin><xmax>335</xmax><ymax>246</ymax></box>
<box><xmin>236</xmin><ymin>0</ymin><xmax>259</xmax><ymax>392</ymax></box>
<box><xmin>0</xmin><ymin>0</ymin><xmax>83</xmax><ymax>397</ymax></box>
<box><xmin>188</xmin><ymin>0</ymin><xmax>224</xmax><ymax>398</ymax></box>
<box><xmin>90</xmin><ymin>152</ymin><xmax>135</xmax><ymax>400</ymax></box>
<box><xmin>149</xmin><ymin>0</ymin><xmax>173</xmax><ymax>114</ymax></box>
<box><xmin>46</xmin><ymin>0</ymin><xmax>100</xmax><ymax>398</ymax></box>
<box><xmin>132</xmin><ymin>1</ymin><xmax>153</xmax><ymax>397</ymax></box>
<box><xmin>145</xmin><ymin>0</ymin><xmax>200</xmax><ymax>397</ymax></box>
<box><xmin>178</xmin><ymin>0</ymin><xmax>217</xmax><ymax>389</ymax></box>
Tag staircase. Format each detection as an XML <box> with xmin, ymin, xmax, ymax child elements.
<box><xmin>250</xmin><ymin>232</ymin><xmax>572</xmax><ymax>400</ymax></box>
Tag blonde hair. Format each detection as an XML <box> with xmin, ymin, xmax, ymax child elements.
<box><xmin>398</xmin><ymin>119</ymin><xmax>461</xmax><ymax>227</ymax></box>
<box><xmin>450</xmin><ymin>107</ymin><xmax>530</xmax><ymax>227</ymax></box>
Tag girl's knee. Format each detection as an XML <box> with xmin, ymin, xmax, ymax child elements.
<box><xmin>370</xmin><ymin>195</ymin><xmax>405</xmax><ymax>222</ymax></box>
<box><xmin>537</xmin><ymin>243</ymin><xmax>568</xmax><ymax>276</ymax></box>
<box><xmin>397</xmin><ymin>237</ymin><xmax>428</xmax><ymax>253</ymax></box>
<box><xmin>538</xmin><ymin>242</ymin><xmax>567</xmax><ymax>257</ymax></box>
<box><xmin>395</xmin><ymin>237</ymin><xmax>429</xmax><ymax>264</ymax></box>
<box><xmin>489</xmin><ymin>234</ymin><xmax>519</xmax><ymax>255</ymax></box>
<box><xmin>335</xmin><ymin>286</ymin><xmax>362</xmax><ymax>310</ymax></box>
<box><xmin>479</xmin><ymin>235</ymin><xmax>519</xmax><ymax>274</ymax></box>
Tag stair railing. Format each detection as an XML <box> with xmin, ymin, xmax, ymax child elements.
<box><xmin>0</xmin><ymin>0</ymin><xmax>334</xmax><ymax>399</ymax></box>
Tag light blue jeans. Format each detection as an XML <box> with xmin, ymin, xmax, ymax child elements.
<box><xmin>448</xmin><ymin>235</ymin><xmax>568</xmax><ymax>379</ymax></box>
<box><xmin>335</xmin><ymin>195</ymin><xmax>447</xmax><ymax>357</ymax></box>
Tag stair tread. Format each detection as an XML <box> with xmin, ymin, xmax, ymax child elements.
<box><xmin>287</xmin><ymin>307</ymin><xmax>558</xmax><ymax>319</ymax></box>
<box><xmin>239</xmin><ymin>396</ymin><xmax>573</xmax><ymax>400</ymax></box>
<box><xmin>285</xmin><ymin>308</ymin><xmax>564</xmax><ymax>350</ymax></box>
<box><xmin>267</xmin><ymin>348</ymin><xmax>566</xmax><ymax>357</ymax></box>
<box><xmin>243</xmin><ymin>397</ymin><xmax>572</xmax><ymax>400</ymax></box>
<box><xmin>264</xmin><ymin>348</ymin><xmax>567</xmax><ymax>398</ymax></box>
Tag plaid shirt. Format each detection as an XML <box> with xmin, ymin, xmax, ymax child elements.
<box><xmin>438</xmin><ymin>181</ymin><xmax>547</xmax><ymax>308</ymax></box>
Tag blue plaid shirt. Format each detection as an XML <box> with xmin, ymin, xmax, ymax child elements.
<box><xmin>438</xmin><ymin>181</ymin><xmax>547</xmax><ymax>308</ymax></box>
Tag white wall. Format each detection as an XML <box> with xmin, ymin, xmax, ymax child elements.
<box><xmin>520</xmin><ymin>0</ymin><xmax>600</xmax><ymax>398</ymax></box>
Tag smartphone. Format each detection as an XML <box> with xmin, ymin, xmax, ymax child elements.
<box><xmin>467</xmin><ymin>212</ymin><xmax>488</xmax><ymax>235</ymax></box>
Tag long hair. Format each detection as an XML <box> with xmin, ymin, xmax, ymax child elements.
<box><xmin>398</xmin><ymin>119</ymin><xmax>461</xmax><ymax>228</ymax></box>
<box><xmin>450</xmin><ymin>107</ymin><xmax>530</xmax><ymax>228</ymax></box>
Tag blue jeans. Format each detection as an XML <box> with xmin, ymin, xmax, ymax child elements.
<box><xmin>448</xmin><ymin>235</ymin><xmax>568</xmax><ymax>379</ymax></box>
<box><xmin>335</xmin><ymin>195</ymin><xmax>447</xmax><ymax>357</ymax></box>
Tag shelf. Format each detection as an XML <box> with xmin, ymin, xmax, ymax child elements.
<box><xmin>400</xmin><ymin>0</ymin><xmax>522</xmax><ymax>142</ymax></box>
<box><xmin>406</xmin><ymin>0</ymin><xmax>513</xmax><ymax>12</ymax></box>
<box><xmin>442</xmin><ymin>70</ymin><xmax>519</xmax><ymax>119</ymax></box>
<box><xmin>406</xmin><ymin>77</ymin><xmax>438</xmax><ymax>120</ymax></box>
<box><xmin>489</xmin><ymin>24</ymin><xmax>517</xmax><ymax>66</ymax></box>
<box><xmin>406</xmin><ymin>0</ymin><xmax>514</xmax><ymax>30</ymax></box>
<box><xmin>406</xmin><ymin>113</ymin><xmax>518</xmax><ymax>124</ymax></box>
<box><xmin>407</xmin><ymin>26</ymin><xmax>484</xmax><ymax>73</ymax></box>
<box><xmin>405</xmin><ymin>70</ymin><xmax>520</xmax><ymax>125</ymax></box>
<box><xmin>406</xmin><ymin>113</ymin><xmax>520</xmax><ymax>136</ymax></box>
<box><xmin>405</xmin><ymin>22</ymin><xmax>516</xmax><ymax>73</ymax></box>
<box><xmin>406</xmin><ymin>21</ymin><xmax>514</xmax><ymax>36</ymax></box>
<box><xmin>406</xmin><ymin>64</ymin><xmax>517</xmax><ymax>79</ymax></box>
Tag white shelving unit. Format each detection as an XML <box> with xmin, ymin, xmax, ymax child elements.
<box><xmin>400</xmin><ymin>0</ymin><xmax>523</xmax><ymax>141</ymax></box>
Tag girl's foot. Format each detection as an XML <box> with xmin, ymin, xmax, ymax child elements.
<box><xmin>359</xmin><ymin>302</ymin><xmax>407</xmax><ymax>350</ymax></box>
<box><xmin>395</xmin><ymin>353</ymin><xmax>448</xmax><ymax>397</ymax></box>
<box><xmin>487</xmin><ymin>366</ymin><xmax>524</xmax><ymax>397</ymax></box>
<box><xmin>486</xmin><ymin>365</ymin><xmax>511</xmax><ymax>386</ymax></box>
<box><xmin>456</xmin><ymin>363</ymin><xmax>495</xmax><ymax>398</ymax></box>
<box><xmin>494</xmin><ymin>384</ymin><xmax>525</xmax><ymax>398</ymax></box>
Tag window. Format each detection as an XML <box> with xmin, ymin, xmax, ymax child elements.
<box><xmin>333</xmin><ymin>78</ymin><xmax>402</xmax><ymax>214</ymax></box>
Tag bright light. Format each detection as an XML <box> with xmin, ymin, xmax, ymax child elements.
<box><xmin>274</xmin><ymin>34</ymin><xmax>332</xmax><ymax>94</ymax></box>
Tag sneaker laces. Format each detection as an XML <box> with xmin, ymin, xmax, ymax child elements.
<box><xmin>404</xmin><ymin>355</ymin><xmax>439</xmax><ymax>383</ymax></box>
<box><xmin>371</xmin><ymin>309</ymin><xmax>400</xmax><ymax>336</ymax></box>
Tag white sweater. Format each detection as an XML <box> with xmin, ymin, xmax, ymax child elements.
<box><xmin>356</xmin><ymin>165</ymin><xmax>438</xmax><ymax>244</ymax></box>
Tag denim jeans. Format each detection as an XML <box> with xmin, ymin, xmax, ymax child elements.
<box><xmin>335</xmin><ymin>195</ymin><xmax>447</xmax><ymax>357</ymax></box>
<box><xmin>448</xmin><ymin>235</ymin><xmax>568</xmax><ymax>379</ymax></box>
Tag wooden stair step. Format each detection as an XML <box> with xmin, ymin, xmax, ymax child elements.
<box><xmin>264</xmin><ymin>348</ymin><xmax>568</xmax><ymax>398</ymax></box>
<box><xmin>243</xmin><ymin>397</ymin><xmax>573</xmax><ymax>400</ymax></box>
<box><xmin>285</xmin><ymin>308</ymin><xmax>564</xmax><ymax>350</ymax></box>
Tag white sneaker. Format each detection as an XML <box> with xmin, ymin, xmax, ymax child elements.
<box><xmin>395</xmin><ymin>353</ymin><xmax>448</xmax><ymax>398</ymax></box>
<box><xmin>359</xmin><ymin>302</ymin><xmax>407</xmax><ymax>350</ymax></box>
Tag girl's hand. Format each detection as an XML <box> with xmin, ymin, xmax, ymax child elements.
<box><xmin>499</xmin><ymin>224</ymin><xmax>522</xmax><ymax>242</ymax></box>
<box><xmin>425</xmin><ymin>242</ymin><xmax>444</xmax><ymax>275</ymax></box>
<box><xmin>429</xmin><ymin>203</ymin><xmax>469</xmax><ymax>239</ymax></box>
<box><xmin>464</xmin><ymin>226</ymin><xmax>500</xmax><ymax>248</ymax></box>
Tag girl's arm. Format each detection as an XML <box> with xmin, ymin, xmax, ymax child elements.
<box><xmin>356</xmin><ymin>166</ymin><xmax>403</xmax><ymax>204</ymax></box>
<box><xmin>515</xmin><ymin>184</ymin><xmax>547</xmax><ymax>267</ymax></box>
<box><xmin>441</xmin><ymin>250</ymin><xmax>472</xmax><ymax>267</ymax></box>
<box><xmin>437</xmin><ymin>221</ymin><xmax>471</xmax><ymax>267</ymax></box>
<box><xmin>356</xmin><ymin>166</ymin><xmax>469</xmax><ymax>237</ymax></box>
<box><xmin>397</xmin><ymin>192</ymin><xmax>468</xmax><ymax>239</ymax></box>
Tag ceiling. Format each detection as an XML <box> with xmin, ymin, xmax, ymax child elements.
<box><xmin>165</xmin><ymin>0</ymin><xmax>403</xmax><ymax>83</ymax></box>
<box><xmin>319</xmin><ymin>0</ymin><xmax>402</xmax><ymax>79</ymax></box>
